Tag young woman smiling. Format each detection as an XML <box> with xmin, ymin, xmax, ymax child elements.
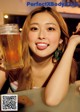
<box><xmin>0</xmin><ymin>7</ymin><xmax>79</xmax><ymax>106</ymax></box>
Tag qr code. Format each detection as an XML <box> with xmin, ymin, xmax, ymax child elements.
<box><xmin>1</xmin><ymin>94</ymin><xmax>18</xmax><ymax>111</ymax></box>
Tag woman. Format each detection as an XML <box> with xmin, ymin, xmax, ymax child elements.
<box><xmin>0</xmin><ymin>7</ymin><xmax>79</xmax><ymax>106</ymax></box>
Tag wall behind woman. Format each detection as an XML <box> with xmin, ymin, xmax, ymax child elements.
<box><xmin>0</xmin><ymin>0</ymin><xmax>80</xmax><ymax>25</ymax></box>
<box><xmin>0</xmin><ymin>0</ymin><xmax>28</xmax><ymax>25</ymax></box>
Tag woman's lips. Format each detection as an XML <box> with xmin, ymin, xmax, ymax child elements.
<box><xmin>36</xmin><ymin>42</ymin><xmax>49</xmax><ymax>50</ymax></box>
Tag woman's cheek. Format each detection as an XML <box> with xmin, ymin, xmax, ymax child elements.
<box><xmin>28</xmin><ymin>32</ymin><xmax>34</xmax><ymax>42</ymax></box>
<box><xmin>49</xmin><ymin>35</ymin><xmax>60</xmax><ymax>44</ymax></box>
<box><xmin>28</xmin><ymin>32</ymin><xmax>38</xmax><ymax>42</ymax></box>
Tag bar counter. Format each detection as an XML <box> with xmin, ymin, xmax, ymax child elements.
<box><xmin>16</xmin><ymin>82</ymin><xmax>80</xmax><ymax>112</ymax></box>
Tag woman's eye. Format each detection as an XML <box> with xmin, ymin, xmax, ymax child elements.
<box><xmin>48</xmin><ymin>27</ymin><xmax>55</xmax><ymax>31</ymax></box>
<box><xmin>30</xmin><ymin>27</ymin><xmax>38</xmax><ymax>31</ymax></box>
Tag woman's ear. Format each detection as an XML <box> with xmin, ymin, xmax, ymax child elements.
<box><xmin>59</xmin><ymin>39</ymin><xmax>63</xmax><ymax>44</ymax></box>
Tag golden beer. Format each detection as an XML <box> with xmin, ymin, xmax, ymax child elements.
<box><xmin>0</xmin><ymin>24</ymin><xmax>24</xmax><ymax>70</ymax></box>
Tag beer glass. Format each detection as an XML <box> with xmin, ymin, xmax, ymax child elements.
<box><xmin>0</xmin><ymin>24</ymin><xmax>24</xmax><ymax>70</ymax></box>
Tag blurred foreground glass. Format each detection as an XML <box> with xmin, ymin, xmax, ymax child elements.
<box><xmin>0</xmin><ymin>24</ymin><xmax>24</xmax><ymax>70</ymax></box>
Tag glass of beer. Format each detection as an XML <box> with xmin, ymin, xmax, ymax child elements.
<box><xmin>0</xmin><ymin>24</ymin><xmax>24</xmax><ymax>70</ymax></box>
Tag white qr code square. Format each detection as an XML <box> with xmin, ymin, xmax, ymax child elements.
<box><xmin>1</xmin><ymin>94</ymin><xmax>18</xmax><ymax>111</ymax></box>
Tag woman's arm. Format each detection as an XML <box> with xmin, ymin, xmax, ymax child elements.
<box><xmin>45</xmin><ymin>34</ymin><xmax>80</xmax><ymax>106</ymax></box>
<box><xmin>70</xmin><ymin>58</ymin><xmax>78</xmax><ymax>83</ymax></box>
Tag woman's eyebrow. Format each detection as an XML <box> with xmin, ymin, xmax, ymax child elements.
<box><xmin>30</xmin><ymin>23</ymin><xmax>57</xmax><ymax>27</ymax></box>
<box><xmin>30</xmin><ymin>23</ymin><xmax>38</xmax><ymax>25</ymax></box>
<box><xmin>46</xmin><ymin>23</ymin><xmax>57</xmax><ymax>26</ymax></box>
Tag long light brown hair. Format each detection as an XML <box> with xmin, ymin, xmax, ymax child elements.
<box><xmin>17</xmin><ymin>7</ymin><xmax>78</xmax><ymax>91</ymax></box>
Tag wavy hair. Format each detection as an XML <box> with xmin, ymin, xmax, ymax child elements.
<box><xmin>17</xmin><ymin>7</ymin><xmax>77</xmax><ymax>91</ymax></box>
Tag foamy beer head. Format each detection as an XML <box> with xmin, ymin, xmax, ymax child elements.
<box><xmin>0</xmin><ymin>24</ymin><xmax>24</xmax><ymax>70</ymax></box>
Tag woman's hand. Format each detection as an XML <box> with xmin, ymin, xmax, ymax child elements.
<box><xmin>0</xmin><ymin>49</ymin><xmax>7</xmax><ymax>91</ymax></box>
<box><xmin>73</xmin><ymin>22</ymin><xmax>80</xmax><ymax>35</ymax></box>
<box><xmin>68</xmin><ymin>22</ymin><xmax>80</xmax><ymax>48</ymax></box>
<box><xmin>75</xmin><ymin>22</ymin><xmax>80</xmax><ymax>34</ymax></box>
<box><xmin>69</xmin><ymin>34</ymin><xmax>80</xmax><ymax>47</ymax></box>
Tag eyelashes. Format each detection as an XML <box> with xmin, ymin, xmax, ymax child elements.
<box><xmin>30</xmin><ymin>27</ymin><xmax>55</xmax><ymax>32</ymax></box>
<box><xmin>30</xmin><ymin>27</ymin><xmax>38</xmax><ymax>31</ymax></box>
<box><xmin>47</xmin><ymin>27</ymin><xmax>55</xmax><ymax>31</ymax></box>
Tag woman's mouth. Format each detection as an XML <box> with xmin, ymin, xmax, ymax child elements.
<box><xmin>36</xmin><ymin>42</ymin><xmax>49</xmax><ymax>50</ymax></box>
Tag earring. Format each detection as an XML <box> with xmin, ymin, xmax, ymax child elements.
<box><xmin>53</xmin><ymin>43</ymin><xmax>63</xmax><ymax>63</ymax></box>
<box><xmin>54</xmin><ymin>48</ymin><xmax>62</xmax><ymax>61</ymax></box>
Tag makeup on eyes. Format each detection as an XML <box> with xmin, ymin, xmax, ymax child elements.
<box><xmin>29</xmin><ymin>23</ymin><xmax>57</xmax><ymax>31</ymax></box>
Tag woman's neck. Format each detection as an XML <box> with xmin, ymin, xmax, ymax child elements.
<box><xmin>31</xmin><ymin>55</ymin><xmax>55</xmax><ymax>88</ymax></box>
<box><xmin>31</xmin><ymin>55</ymin><xmax>54</xmax><ymax>70</ymax></box>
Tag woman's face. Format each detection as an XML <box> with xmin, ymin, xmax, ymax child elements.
<box><xmin>28</xmin><ymin>12</ymin><xmax>62</xmax><ymax>58</ymax></box>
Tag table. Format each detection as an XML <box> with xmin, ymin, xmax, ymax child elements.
<box><xmin>16</xmin><ymin>83</ymin><xmax>80</xmax><ymax>112</ymax></box>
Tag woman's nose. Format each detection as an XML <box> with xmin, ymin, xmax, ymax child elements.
<box><xmin>38</xmin><ymin>30</ymin><xmax>45</xmax><ymax>39</ymax></box>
